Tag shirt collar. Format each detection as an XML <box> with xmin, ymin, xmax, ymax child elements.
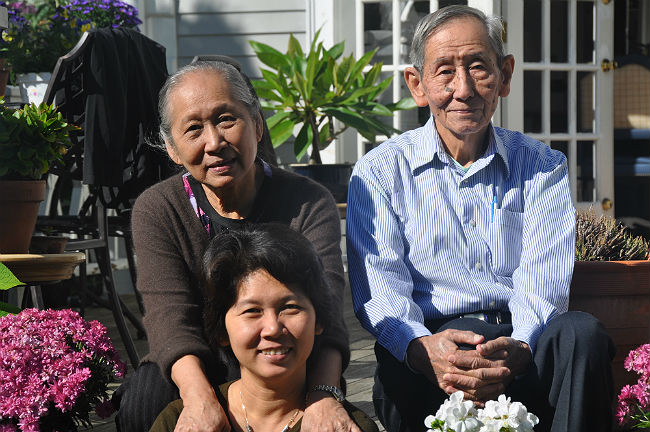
<box><xmin>405</xmin><ymin>116</ymin><xmax>510</xmax><ymax>178</ymax></box>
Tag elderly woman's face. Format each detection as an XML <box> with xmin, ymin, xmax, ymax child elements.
<box><xmin>166</xmin><ymin>70</ymin><xmax>262</xmax><ymax>191</ymax></box>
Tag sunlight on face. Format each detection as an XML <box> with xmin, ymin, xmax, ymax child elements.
<box><xmin>223</xmin><ymin>269</ymin><xmax>321</xmax><ymax>384</ymax></box>
<box><xmin>165</xmin><ymin>70</ymin><xmax>262</xmax><ymax>192</ymax></box>
<box><xmin>406</xmin><ymin>17</ymin><xmax>513</xmax><ymax>143</ymax></box>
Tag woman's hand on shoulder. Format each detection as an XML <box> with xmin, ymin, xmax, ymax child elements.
<box><xmin>174</xmin><ymin>396</ymin><xmax>230</xmax><ymax>432</ymax></box>
<box><xmin>302</xmin><ymin>394</ymin><xmax>362</xmax><ymax>432</ymax></box>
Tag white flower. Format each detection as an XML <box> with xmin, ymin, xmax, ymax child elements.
<box><xmin>477</xmin><ymin>394</ymin><xmax>540</xmax><ymax>432</ymax></box>
<box><xmin>424</xmin><ymin>391</ymin><xmax>482</xmax><ymax>432</ymax></box>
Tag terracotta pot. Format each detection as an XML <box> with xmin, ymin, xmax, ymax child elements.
<box><xmin>570</xmin><ymin>260</ymin><xmax>650</xmax><ymax>394</ymax></box>
<box><xmin>0</xmin><ymin>180</ymin><xmax>46</xmax><ymax>253</ymax></box>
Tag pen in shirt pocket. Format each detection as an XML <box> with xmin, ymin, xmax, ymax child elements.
<box><xmin>490</xmin><ymin>194</ymin><xmax>497</xmax><ymax>223</ymax></box>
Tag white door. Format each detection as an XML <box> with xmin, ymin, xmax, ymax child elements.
<box><xmin>502</xmin><ymin>0</ymin><xmax>615</xmax><ymax>214</ymax></box>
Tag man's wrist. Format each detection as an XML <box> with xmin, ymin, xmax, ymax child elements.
<box><xmin>307</xmin><ymin>384</ymin><xmax>345</xmax><ymax>403</ymax></box>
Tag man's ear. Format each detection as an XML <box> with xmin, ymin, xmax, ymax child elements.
<box><xmin>165</xmin><ymin>140</ymin><xmax>183</xmax><ymax>166</ymax></box>
<box><xmin>498</xmin><ymin>55</ymin><xmax>515</xmax><ymax>98</ymax></box>
<box><xmin>404</xmin><ymin>66</ymin><xmax>430</xmax><ymax>108</ymax></box>
<box><xmin>315</xmin><ymin>323</ymin><xmax>324</xmax><ymax>336</ymax></box>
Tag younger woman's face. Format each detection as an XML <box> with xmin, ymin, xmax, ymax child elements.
<box><xmin>223</xmin><ymin>269</ymin><xmax>321</xmax><ymax>383</ymax></box>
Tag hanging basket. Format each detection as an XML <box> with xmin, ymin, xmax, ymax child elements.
<box><xmin>0</xmin><ymin>180</ymin><xmax>46</xmax><ymax>253</ymax></box>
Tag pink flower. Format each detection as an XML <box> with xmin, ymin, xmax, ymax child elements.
<box><xmin>618</xmin><ymin>345</ymin><xmax>650</xmax><ymax>427</ymax></box>
<box><xmin>0</xmin><ymin>308</ymin><xmax>127</xmax><ymax>431</ymax></box>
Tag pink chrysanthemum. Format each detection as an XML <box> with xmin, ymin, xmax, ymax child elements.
<box><xmin>0</xmin><ymin>309</ymin><xmax>126</xmax><ymax>431</ymax></box>
<box><xmin>618</xmin><ymin>344</ymin><xmax>650</xmax><ymax>428</ymax></box>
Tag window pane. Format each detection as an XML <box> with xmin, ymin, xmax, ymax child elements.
<box><xmin>550</xmin><ymin>0</ymin><xmax>568</xmax><ymax>63</ymax></box>
<box><xmin>551</xmin><ymin>71</ymin><xmax>568</xmax><ymax>133</ymax></box>
<box><xmin>524</xmin><ymin>71</ymin><xmax>543</xmax><ymax>133</ymax></box>
<box><xmin>524</xmin><ymin>0</ymin><xmax>542</xmax><ymax>62</ymax></box>
<box><xmin>363</xmin><ymin>2</ymin><xmax>393</xmax><ymax>62</ymax></box>
<box><xmin>577</xmin><ymin>71</ymin><xmax>595</xmax><ymax>133</ymax></box>
<box><xmin>577</xmin><ymin>141</ymin><xmax>595</xmax><ymax>202</ymax></box>
<box><xmin>576</xmin><ymin>1</ymin><xmax>595</xmax><ymax>63</ymax></box>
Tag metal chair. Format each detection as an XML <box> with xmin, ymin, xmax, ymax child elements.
<box><xmin>37</xmin><ymin>28</ymin><xmax>172</xmax><ymax>369</ymax></box>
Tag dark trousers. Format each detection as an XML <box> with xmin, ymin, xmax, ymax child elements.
<box><xmin>373</xmin><ymin>311</ymin><xmax>616</xmax><ymax>432</ymax></box>
<box><xmin>114</xmin><ymin>362</ymin><xmax>180</xmax><ymax>432</ymax></box>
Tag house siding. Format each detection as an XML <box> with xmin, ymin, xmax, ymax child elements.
<box><xmin>176</xmin><ymin>0</ymin><xmax>307</xmax><ymax>77</ymax></box>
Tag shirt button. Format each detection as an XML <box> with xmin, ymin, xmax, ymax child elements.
<box><xmin>489</xmin><ymin>301</ymin><xmax>496</xmax><ymax>308</ymax></box>
<box><xmin>474</xmin><ymin>262</ymin><xmax>482</xmax><ymax>270</ymax></box>
<box><xmin>469</xmin><ymin>219</ymin><xmax>476</xmax><ymax>227</ymax></box>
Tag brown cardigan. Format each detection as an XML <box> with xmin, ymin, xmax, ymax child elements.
<box><xmin>132</xmin><ymin>166</ymin><xmax>349</xmax><ymax>380</ymax></box>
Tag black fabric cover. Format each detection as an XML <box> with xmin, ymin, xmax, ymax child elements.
<box><xmin>83</xmin><ymin>27</ymin><xmax>171</xmax><ymax>205</ymax></box>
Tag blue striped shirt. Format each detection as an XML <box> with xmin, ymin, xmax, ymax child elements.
<box><xmin>346</xmin><ymin>117</ymin><xmax>575</xmax><ymax>361</ymax></box>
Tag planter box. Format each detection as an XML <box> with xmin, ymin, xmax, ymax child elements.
<box><xmin>290</xmin><ymin>163</ymin><xmax>353</xmax><ymax>203</ymax></box>
<box><xmin>569</xmin><ymin>260</ymin><xmax>650</xmax><ymax>394</ymax></box>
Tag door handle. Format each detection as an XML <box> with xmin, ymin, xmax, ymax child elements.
<box><xmin>602</xmin><ymin>198</ymin><xmax>613</xmax><ymax>211</ymax></box>
<box><xmin>601</xmin><ymin>59</ymin><xmax>618</xmax><ymax>72</ymax></box>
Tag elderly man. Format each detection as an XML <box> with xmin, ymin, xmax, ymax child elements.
<box><xmin>347</xmin><ymin>5</ymin><xmax>614</xmax><ymax>432</ymax></box>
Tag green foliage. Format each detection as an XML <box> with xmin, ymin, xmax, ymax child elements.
<box><xmin>575</xmin><ymin>209</ymin><xmax>650</xmax><ymax>261</ymax></box>
<box><xmin>0</xmin><ymin>101</ymin><xmax>77</xmax><ymax>180</ymax></box>
<box><xmin>0</xmin><ymin>0</ymin><xmax>142</xmax><ymax>77</ymax></box>
<box><xmin>250</xmin><ymin>29</ymin><xmax>418</xmax><ymax>163</ymax></box>
<box><xmin>0</xmin><ymin>263</ymin><xmax>22</xmax><ymax>317</ymax></box>
<box><xmin>1</xmin><ymin>0</ymin><xmax>81</xmax><ymax>76</ymax></box>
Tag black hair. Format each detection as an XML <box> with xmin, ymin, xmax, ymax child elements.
<box><xmin>202</xmin><ymin>223</ymin><xmax>332</xmax><ymax>356</ymax></box>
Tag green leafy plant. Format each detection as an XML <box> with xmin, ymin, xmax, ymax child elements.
<box><xmin>0</xmin><ymin>262</ymin><xmax>23</xmax><ymax>317</ymax></box>
<box><xmin>250</xmin><ymin>30</ymin><xmax>417</xmax><ymax>163</ymax></box>
<box><xmin>575</xmin><ymin>209</ymin><xmax>650</xmax><ymax>261</ymax></box>
<box><xmin>0</xmin><ymin>0</ymin><xmax>141</xmax><ymax>78</ymax></box>
<box><xmin>0</xmin><ymin>101</ymin><xmax>77</xmax><ymax>180</ymax></box>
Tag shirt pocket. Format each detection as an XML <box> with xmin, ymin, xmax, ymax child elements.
<box><xmin>488</xmin><ymin>209</ymin><xmax>524</xmax><ymax>275</ymax></box>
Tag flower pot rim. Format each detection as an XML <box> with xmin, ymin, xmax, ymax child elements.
<box><xmin>575</xmin><ymin>259</ymin><xmax>650</xmax><ymax>265</ymax></box>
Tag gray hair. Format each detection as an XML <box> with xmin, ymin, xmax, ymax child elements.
<box><xmin>409</xmin><ymin>5</ymin><xmax>505</xmax><ymax>73</ymax></box>
<box><xmin>157</xmin><ymin>61</ymin><xmax>262</xmax><ymax>149</ymax></box>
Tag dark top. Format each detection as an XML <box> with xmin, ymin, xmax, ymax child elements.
<box><xmin>132</xmin><ymin>166</ymin><xmax>349</xmax><ymax>381</ymax></box>
<box><xmin>149</xmin><ymin>381</ymin><xmax>379</xmax><ymax>432</ymax></box>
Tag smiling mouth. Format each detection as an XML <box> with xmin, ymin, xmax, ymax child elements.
<box><xmin>208</xmin><ymin>159</ymin><xmax>235</xmax><ymax>172</ymax></box>
<box><xmin>260</xmin><ymin>348</ymin><xmax>291</xmax><ymax>356</ymax></box>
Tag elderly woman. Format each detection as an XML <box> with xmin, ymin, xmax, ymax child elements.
<box><xmin>116</xmin><ymin>60</ymin><xmax>355</xmax><ymax>432</ymax></box>
<box><xmin>150</xmin><ymin>224</ymin><xmax>378</xmax><ymax>432</ymax></box>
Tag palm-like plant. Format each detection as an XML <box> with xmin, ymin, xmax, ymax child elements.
<box><xmin>250</xmin><ymin>30</ymin><xmax>416</xmax><ymax>163</ymax></box>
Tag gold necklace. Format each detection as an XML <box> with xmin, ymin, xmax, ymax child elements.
<box><xmin>239</xmin><ymin>390</ymin><xmax>301</xmax><ymax>432</ymax></box>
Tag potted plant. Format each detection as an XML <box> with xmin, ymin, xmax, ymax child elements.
<box><xmin>616</xmin><ymin>344</ymin><xmax>650</xmax><ymax>430</ymax></box>
<box><xmin>250</xmin><ymin>30</ymin><xmax>416</xmax><ymax>202</ymax></box>
<box><xmin>570</xmin><ymin>209</ymin><xmax>650</xmax><ymax>395</ymax></box>
<box><xmin>0</xmin><ymin>101</ymin><xmax>76</xmax><ymax>253</ymax></box>
<box><xmin>0</xmin><ymin>307</ymin><xmax>126</xmax><ymax>431</ymax></box>
<box><xmin>0</xmin><ymin>0</ymin><xmax>141</xmax><ymax>104</ymax></box>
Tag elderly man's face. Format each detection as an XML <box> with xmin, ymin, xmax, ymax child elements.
<box><xmin>405</xmin><ymin>16</ymin><xmax>514</xmax><ymax>144</ymax></box>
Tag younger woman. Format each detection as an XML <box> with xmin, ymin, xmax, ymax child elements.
<box><xmin>150</xmin><ymin>224</ymin><xmax>378</xmax><ymax>432</ymax></box>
